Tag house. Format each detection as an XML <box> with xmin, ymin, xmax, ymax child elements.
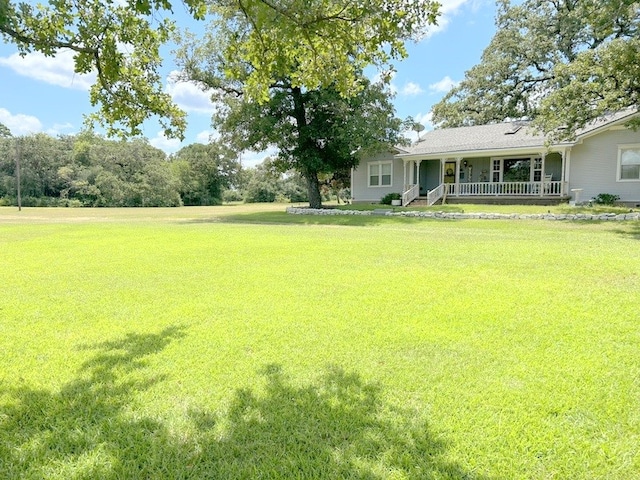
<box><xmin>351</xmin><ymin>110</ymin><xmax>640</xmax><ymax>206</ymax></box>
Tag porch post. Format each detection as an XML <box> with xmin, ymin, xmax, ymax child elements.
<box><xmin>454</xmin><ymin>157</ymin><xmax>462</xmax><ymax>196</ymax></box>
<box><xmin>440</xmin><ymin>158</ymin><xmax>446</xmax><ymax>196</ymax></box>
<box><xmin>403</xmin><ymin>160</ymin><xmax>407</xmax><ymax>191</ymax></box>
<box><xmin>562</xmin><ymin>148</ymin><xmax>571</xmax><ymax>196</ymax></box>
<box><xmin>416</xmin><ymin>160</ymin><xmax>423</xmax><ymax>195</ymax></box>
<box><xmin>540</xmin><ymin>151</ymin><xmax>546</xmax><ymax>197</ymax></box>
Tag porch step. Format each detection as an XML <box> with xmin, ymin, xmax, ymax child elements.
<box><xmin>406</xmin><ymin>196</ymin><xmax>441</xmax><ymax>207</ymax></box>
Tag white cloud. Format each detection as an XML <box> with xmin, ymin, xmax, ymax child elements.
<box><xmin>429</xmin><ymin>76</ymin><xmax>459</xmax><ymax>94</ymax></box>
<box><xmin>401</xmin><ymin>82</ymin><xmax>425</xmax><ymax>96</ymax></box>
<box><xmin>149</xmin><ymin>131</ymin><xmax>181</xmax><ymax>153</ymax></box>
<box><xmin>166</xmin><ymin>71</ymin><xmax>216</xmax><ymax>114</ymax></box>
<box><xmin>0</xmin><ymin>108</ymin><xmax>43</xmax><ymax>135</ymax></box>
<box><xmin>241</xmin><ymin>148</ymin><xmax>278</xmax><ymax>168</ymax></box>
<box><xmin>0</xmin><ymin>50</ymin><xmax>94</xmax><ymax>90</ymax></box>
<box><xmin>46</xmin><ymin>122</ymin><xmax>76</xmax><ymax>136</ymax></box>
<box><xmin>196</xmin><ymin>130</ymin><xmax>213</xmax><ymax>143</ymax></box>
<box><xmin>421</xmin><ymin>0</ymin><xmax>482</xmax><ymax>38</ymax></box>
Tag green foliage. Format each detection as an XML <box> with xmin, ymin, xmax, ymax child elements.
<box><xmin>0</xmin><ymin>132</ymin><xmax>217</xmax><ymax>207</ymax></box>
<box><xmin>0</xmin><ymin>122</ymin><xmax>11</xmax><ymax>138</ymax></box>
<box><xmin>593</xmin><ymin>193</ymin><xmax>620</xmax><ymax>205</ymax></box>
<box><xmin>380</xmin><ymin>192</ymin><xmax>401</xmax><ymax>204</ymax></box>
<box><xmin>180</xmin><ymin>21</ymin><xmax>407</xmax><ymax>208</ymax></box>
<box><xmin>240</xmin><ymin>158</ymin><xmax>306</xmax><ymax>203</ymax></box>
<box><xmin>1</xmin><ymin>0</ymin><xmax>438</xmax><ymax>138</ymax></box>
<box><xmin>432</xmin><ymin>0</ymin><xmax>639</xmax><ymax>137</ymax></box>
<box><xmin>170</xmin><ymin>142</ymin><xmax>241</xmax><ymax>205</ymax></box>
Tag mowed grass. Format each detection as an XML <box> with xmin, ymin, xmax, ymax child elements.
<box><xmin>1</xmin><ymin>205</ymin><xmax>639</xmax><ymax>479</ymax></box>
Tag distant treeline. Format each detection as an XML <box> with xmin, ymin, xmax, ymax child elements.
<box><xmin>0</xmin><ymin>132</ymin><xmax>313</xmax><ymax>207</ymax></box>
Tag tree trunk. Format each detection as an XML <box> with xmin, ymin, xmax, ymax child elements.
<box><xmin>306</xmin><ymin>172</ymin><xmax>322</xmax><ymax>209</ymax></box>
<box><xmin>290</xmin><ymin>86</ymin><xmax>323</xmax><ymax>209</ymax></box>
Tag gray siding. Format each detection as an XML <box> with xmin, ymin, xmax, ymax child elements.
<box><xmin>569</xmin><ymin>128</ymin><xmax>640</xmax><ymax>203</ymax></box>
<box><xmin>351</xmin><ymin>152</ymin><xmax>404</xmax><ymax>203</ymax></box>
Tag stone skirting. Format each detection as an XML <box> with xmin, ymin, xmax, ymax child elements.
<box><xmin>286</xmin><ymin>207</ymin><xmax>640</xmax><ymax>221</ymax></box>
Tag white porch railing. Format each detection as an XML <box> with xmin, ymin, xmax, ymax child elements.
<box><xmin>402</xmin><ymin>184</ymin><xmax>420</xmax><ymax>206</ymax></box>
<box><xmin>447</xmin><ymin>181</ymin><xmax>564</xmax><ymax>196</ymax></box>
<box><xmin>426</xmin><ymin>183</ymin><xmax>446</xmax><ymax>206</ymax></box>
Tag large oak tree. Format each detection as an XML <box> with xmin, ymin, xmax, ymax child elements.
<box><xmin>178</xmin><ymin>7</ymin><xmax>419</xmax><ymax>208</ymax></box>
<box><xmin>431</xmin><ymin>0</ymin><xmax>639</xmax><ymax>139</ymax></box>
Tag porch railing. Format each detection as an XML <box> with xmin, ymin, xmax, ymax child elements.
<box><xmin>446</xmin><ymin>181</ymin><xmax>564</xmax><ymax>196</ymax></box>
<box><xmin>426</xmin><ymin>183</ymin><xmax>446</xmax><ymax>206</ymax></box>
<box><xmin>402</xmin><ymin>183</ymin><xmax>420</xmax><ymax>206</ymax></box>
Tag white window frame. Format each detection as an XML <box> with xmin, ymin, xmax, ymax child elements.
<box><xmin>617</xmin><ymin>144</ymin><xmax>640</xmax><ymax>182</ymax></box>
<box><xmin>490</xmin><ymin>156</ymin><xmax>538</xmax><ymax>182</ymax></box>
<box><xmin>368</xmin><ymin>161</ymin><xmax>393</xmax><ymax>187</ymax></box>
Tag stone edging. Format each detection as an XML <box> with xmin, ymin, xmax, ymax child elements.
<box><xmin>286</xmin><ymin>207</ymin><xmax>640</xmax><ymax>221</ymax></box>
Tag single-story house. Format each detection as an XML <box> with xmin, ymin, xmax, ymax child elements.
<box><xmin>351</xmin><ymin>110</ymin><xmax>640</xmax><ymax>206</ymax></box>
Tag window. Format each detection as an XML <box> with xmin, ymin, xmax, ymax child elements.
<box><xmin>619</xmin><ymin>145</ymin><xmax>640</xmax><ymax>181</ymax></box>
<box><xmin>368</xmin><ymin>161</ymin><xmax>392</xmax><ymax>187</ymax></box>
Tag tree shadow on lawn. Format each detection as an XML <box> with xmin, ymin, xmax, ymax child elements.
<box><xmin>1</xmin><ymin>329</ymin><xmax>492</xmax><ymax>479</ymax></box>
<box><xmin>189</xmin><ymin>211</ymin><xmax>448</xmax><ymax>227</ymax></box>
<box><xmin>612</xmin><ymin>222</ymin><xmax>640</xmax><ymax>241</ymax></box>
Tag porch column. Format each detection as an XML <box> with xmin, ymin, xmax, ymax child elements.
<box><xmin>539</xmin><ymin>151</ymin><xmax>546</xmax><ymax>197</ymax></box>
<box><xmin>562</xmin><ymin>148</ymin><xmax>571</xmax><ymax>196</ymax></box>
<box><xmin>403</xmin><ymin>160</ymin><xmax>407</xmax><ymax>191</ymax></box>
<box><xmin>454</xmin><ymin>157</ymin><xmax>462</xmax><ymax>196</ymax></box>
<box><xmin>416</xmin><ymin>160</ymin><xmax>423</xmax><ymax>194</ymax></box>
<box><xmin>439</xmin><ymin>158</ymin><xmax>446</xmax><ymax>196</ymax></box>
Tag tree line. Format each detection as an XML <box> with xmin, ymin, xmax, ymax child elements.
<box><xmin>0</xmin><ymin>131</ymin><xmax>338</xmax><ymax>207</ymax></box>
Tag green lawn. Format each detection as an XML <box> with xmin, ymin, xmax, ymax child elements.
<box><xmin>1</xmin><ymin>205</ymin><xmax>639</xmax><ymax>479</ymax></box>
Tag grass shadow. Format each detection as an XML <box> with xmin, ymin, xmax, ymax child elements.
<box><xmin>186</xmin><ymin>364</ymin><xmax>493</xmax><ymax>479</ymax></box>
<box><xmin>1</xmin><ymin>332</ymin><xmax>492</xmax><ymax>479</ymax></box>
<box><xmin>188</xmin><ymin>210</ymin><xmax>448</xmax><ymax>226</ymax></box>
<box><xmin>612</xmin><ymin>221</ymin><xmax>640</xmax><ymax>240</ymax></box>
<box><xmin>0</xmin><ymin>326</ymin><xmax>187</xmax><ymax>479</ymax></box>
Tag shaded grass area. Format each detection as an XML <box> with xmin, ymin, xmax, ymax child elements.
<box><xmin>1</xmin><ymin>328</ymin><xmax>473</xmax><ymax>479</ymax></box>
<box><xmin>1</xmin><ymin>206</ymin><xmax>639</xmax><ymax>478</ymax></box>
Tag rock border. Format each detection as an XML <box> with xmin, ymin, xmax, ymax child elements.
<box><xmin>286</xmin><ymin>207</ymin><xmax>640</xmax><ymax>221</ymax></box>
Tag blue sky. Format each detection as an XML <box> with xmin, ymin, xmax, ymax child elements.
<box><xmin>0</xmin><ymin>0</ymin><xmax>497</xmax><ymax>167</ymax></box>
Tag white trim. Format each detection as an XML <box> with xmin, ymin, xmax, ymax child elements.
<box><xmin>617</xmin><ymin>143</ymin><xmax>640</xmax><ymax>182</ymax></box>
<box><xmin>367</xmin><ymin>160</ymin><xmax>393</xmax><ymax>187</ymax></box>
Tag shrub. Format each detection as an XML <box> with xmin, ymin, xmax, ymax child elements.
<box><xmin>222</xmin><ymin>189</ymin><xmax>244</xmax><ymax>203</ymax></box>
<box><xmin>593</xmin><ymin>193</ymin><xmax>620</xmax><ymax>205</ymax></box>
<box><xmin>380</xmin><ymin>192</ymin><xmax>401</xmax><ymax>205</ymax></box>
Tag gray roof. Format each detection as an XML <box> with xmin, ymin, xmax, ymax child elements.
<box><xmin>400</xmin><ymin>109</ymin><xmax>639</xmax><ymax>158</ymax></box>
<box><xmin>404</xmin><ymin>122</ymin><xmax>546</xmax><ymax>157</ymax></box>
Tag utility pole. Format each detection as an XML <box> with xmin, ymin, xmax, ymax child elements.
<box><xmin>15</xmin><ymin>137</ymin><xmax>22</xmax><ymax>211</ymax></box>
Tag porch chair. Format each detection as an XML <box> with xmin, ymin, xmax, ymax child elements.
<box><xmin>543</xmin><ymin>173</ymin><xmax>553</xmax><ymax>194</ymax></box>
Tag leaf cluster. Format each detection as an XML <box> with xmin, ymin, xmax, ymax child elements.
<box><xmin>431</xmin><ymin>0</ymin><xmax>639</xmax><ymax>137</ymax></box>
<box><xmin>1</xmin><ymin>0</ymin><xmax>439</xmax><ymax>139</ymax></box>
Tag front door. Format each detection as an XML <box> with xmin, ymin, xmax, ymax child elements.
<box><xmin>444</xmin><ymin>161</ymin><xmax>456</xmax><ymax>184</ymax></box>
<box><xmin>419</xmin><ymin>160</ymin><xmax>445</xmax><ymax>194</ymax></box>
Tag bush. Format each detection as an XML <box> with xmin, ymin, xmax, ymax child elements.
<box><xmin>380</xmin><ymin>192</ymin><xmax>402</xmax><ymax>205</ymax></box>
<box><xmin>222</xmin><ymin>189</ymin><xmax>244</xmax><ymax>203</ymax></box>
<box><xmin>593</xmin><ymin>193</ymin><xmax>620</xmax><ymax>205</ymax></box>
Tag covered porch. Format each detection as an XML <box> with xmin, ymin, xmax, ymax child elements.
<box><xmin>401</xmin><ymin>151</ymin><xmax>569</xmax><ymax>206</ymax></box>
